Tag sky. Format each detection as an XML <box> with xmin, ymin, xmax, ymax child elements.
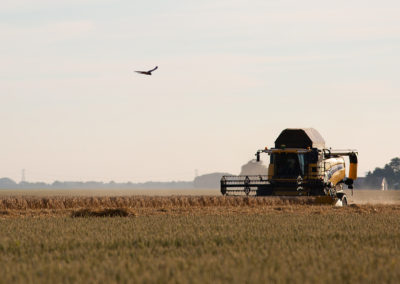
<box><xmin>1</xmin><ymin>0</ymin><xmax>399</xmax><ymax>183</ymax></box>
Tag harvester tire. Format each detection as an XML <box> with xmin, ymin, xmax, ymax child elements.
<box><xmin>341</xmin><ymin>195</ymin><xmax>348</xmax><ymax>206</ymax></box>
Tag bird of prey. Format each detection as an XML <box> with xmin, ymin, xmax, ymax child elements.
<box><xmin>135</xmin><ymin>66</ymin><xmax>158</xmax><ymax>75</ymax></box>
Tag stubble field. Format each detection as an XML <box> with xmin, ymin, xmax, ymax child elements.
<box><xmin>0</xmin><ymin>190</ymin><xmax>399</xmax><ymax>283</ymax></box>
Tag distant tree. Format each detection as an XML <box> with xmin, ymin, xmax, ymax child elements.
<box><xmin>389</xmin><ymin>157</ymin><xmax>400</xmax><ymax>173</ymax></box>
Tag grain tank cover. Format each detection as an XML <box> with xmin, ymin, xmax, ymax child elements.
<box><xmin>274</xmin><ymin>128</ymin><xmax>325</xmax><ymax>149</ymax></box>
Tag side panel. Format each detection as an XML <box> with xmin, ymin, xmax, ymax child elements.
<box><xmin>267</xmin><ymin>164</ymin><xmax>274</xmax><ymax>179</ymax></box>
<box><xmin>329</xmin><ymin>169</ymin><xmax>346</xmax><ymax>185</ymax></box>
<box><xmin>324</xmin><ymin>157</ymin><xmax>346</xmax><ymax>186</ymax></box>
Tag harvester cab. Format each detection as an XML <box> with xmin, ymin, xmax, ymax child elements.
<box><xmin>221</xmin><ymin>128</ymin><xmax>358</xmax><ymax>205</ymax></box>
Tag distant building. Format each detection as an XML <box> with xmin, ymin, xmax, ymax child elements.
<box><xmin>194</xmin><ymin>172</ymin><xmax>232</xmax><ymax>189</ymax></box>
<box><xmin>240</xmin><ymin>159</ymin><xmax>268</xmax><ymax>176</ymax></box>
<box><xmin>0</xmin><ymin>177</ymin><xmax>17</xmax><ymax>188</ymax></box>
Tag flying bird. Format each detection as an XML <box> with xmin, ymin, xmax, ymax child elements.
<box><xmin>135</xmin><ymin>66</ymin><xmax>158</xmax><ymax>75</ymax></box>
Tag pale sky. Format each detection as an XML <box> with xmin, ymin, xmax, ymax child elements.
<box><xmin>1</xmin><ymin>0</ymin><xmax>399</xmax><ymax>182</ymax></box>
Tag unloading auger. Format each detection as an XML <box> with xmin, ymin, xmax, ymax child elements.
<box><xmin>220</xmin><ymin>128</ymin><xmax>358</xmax><ymax>206</ymax></box>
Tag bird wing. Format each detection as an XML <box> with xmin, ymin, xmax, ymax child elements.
<box><xmin>148</xmin><ymin>66</ymin><xmax>158</xmax><ymax>72</ymax></box>
<box><xmin>135</xmin><ymin>71</ymin><xmax>146</xmax><ymax>74</ymax></box>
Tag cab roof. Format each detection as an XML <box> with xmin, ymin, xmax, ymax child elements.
<box><xmin>274</xmin><ymin>128</ymin><xmax>326</xmax><ymax>149</ymax></box>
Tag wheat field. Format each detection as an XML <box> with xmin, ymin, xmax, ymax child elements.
<box><xmin>0</xmin><ymin>190</ymin><xmax>399</xmax><ymax>283</ymax></box>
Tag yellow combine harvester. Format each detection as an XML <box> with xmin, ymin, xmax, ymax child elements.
<box><xmin>220</xmin><ymin>128</ymin><xmax>358</xmax><ymax>205</ymax></box>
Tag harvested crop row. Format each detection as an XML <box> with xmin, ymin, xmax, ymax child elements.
<box><xmin>0</xmin><ymin>196</ymin><xmax>319</xmax><ymax>210</ymax></box>
<box><xmin>0</xmin><ymin>196</ymin><xmax>399</xmax><ymax>218</ymax></box>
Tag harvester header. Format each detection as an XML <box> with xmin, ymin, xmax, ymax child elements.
<box><xmin>221</xmin><ymin>128</ymin><xmax>358</xmax><ymax>206</ymax></box>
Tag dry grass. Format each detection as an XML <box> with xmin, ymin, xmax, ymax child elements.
<box><xmin>0</xmin><ymin>192</ymin><xmax>399</xmax><ymax>283</ymax></box>
<box><xmin>0</xmin><ymin>211</ymin><xmax>399</xmax><ymax>283</ymax></box>
<box><xmin>0</xmin><ymin>194</ymin><xmax>399</xmax><ymax>217</ymax></box>
<box><xmin>0</xmin><ymin>195</ymin><xmax>320</xmax><ymax>210</ymax></box>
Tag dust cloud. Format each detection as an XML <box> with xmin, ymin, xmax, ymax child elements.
<box><xmin>346</xmin><ymin>190</ymin><xmax>400</xmax><ymax>205</ymax></box>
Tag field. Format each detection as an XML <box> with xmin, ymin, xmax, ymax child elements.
<box><xmin>0</xmin><ymin>190</ymin><xmax>399</xmax><ymax>283</ymax></box>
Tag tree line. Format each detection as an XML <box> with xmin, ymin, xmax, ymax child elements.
<box><xmin>364</xmin><ymin>157</ymin><xmax>400</xmax><ymax>189</ymax></box>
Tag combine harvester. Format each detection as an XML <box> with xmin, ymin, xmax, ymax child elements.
<box><xmin>220</xmin><ymin>128</ymin><xmax>358</xmax><ymax>206</ymax></box>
